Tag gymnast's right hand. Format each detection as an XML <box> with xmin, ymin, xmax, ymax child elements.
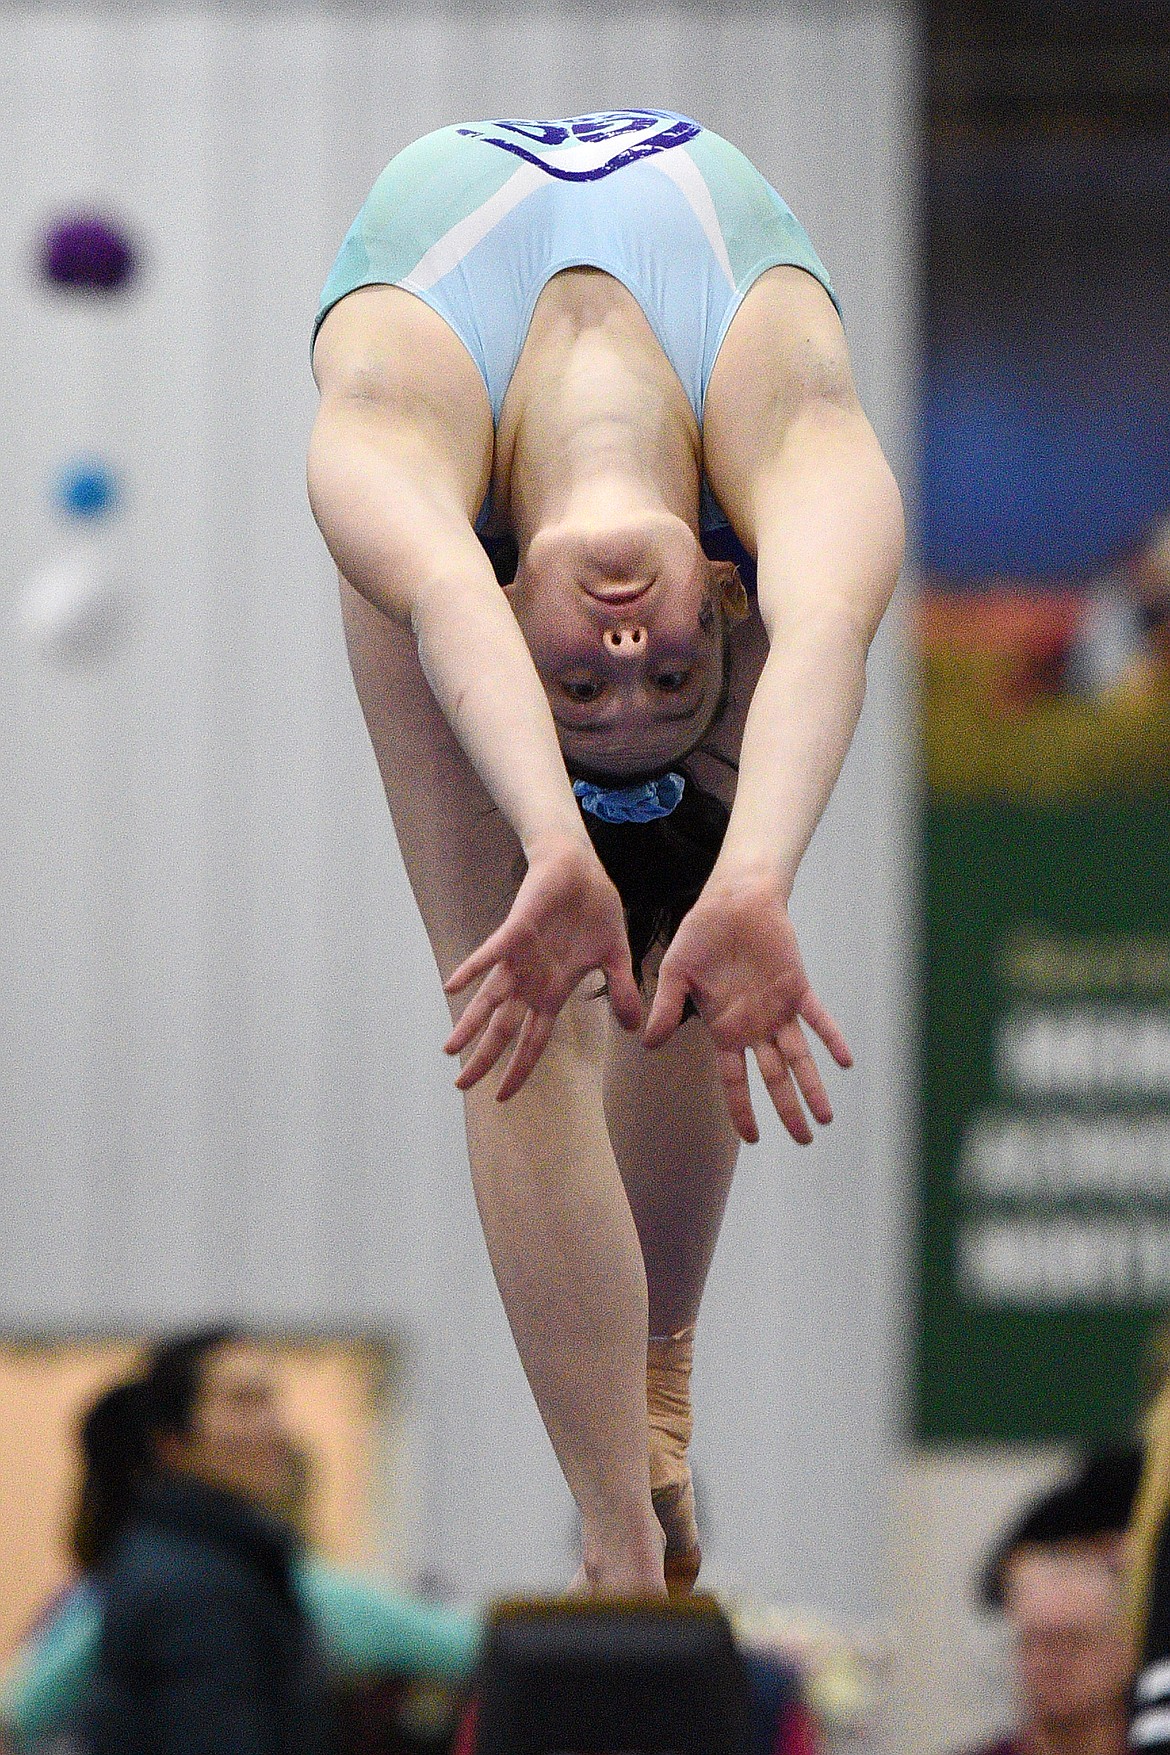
<box><xmin>442</xmin><ymin>835</ymin><xmax>642</xmax><ymax>1101</ymax></box>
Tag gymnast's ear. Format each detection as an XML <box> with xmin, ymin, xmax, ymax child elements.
<box><xmin>710</xmin><ymin>560</ymin><xmax>749</xmax><ymax>626</ymax></box>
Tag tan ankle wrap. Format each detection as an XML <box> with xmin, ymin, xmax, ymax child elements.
<box><xmin>646</xmin><ymin>1325</ymin><xmax>695</xmax><ymax>1493</ymax></box>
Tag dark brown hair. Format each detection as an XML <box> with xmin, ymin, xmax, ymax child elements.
<box><xmin>72</xmin><ymin>1325</ymin><xmax>239</xmax><ymax>1571</ymax></box>
<box><xmin>572</xmin><ymin>761</ymin><xmax>731</xmax><ymax>986</ymax></box>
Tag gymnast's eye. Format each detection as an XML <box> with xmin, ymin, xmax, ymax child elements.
<box><xmin>562</xmin><ymin>676</ymin><xmax>603</xmax><ymax>703</ymax></box>
<box><xmin>655</xmin><ymin>669</ymin><xmax>691</xmax><ymax>692</ymax></box>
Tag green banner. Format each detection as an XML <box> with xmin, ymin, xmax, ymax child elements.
<box><xmin>916</xmin><ymin>594</ymin><xmax>1170</xmax><ymax>1442</ymax></box>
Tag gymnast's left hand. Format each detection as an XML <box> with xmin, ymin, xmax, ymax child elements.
<box><xmin>442</xmin><ymin>835</ymin><xmax>643</xmax><ymax>1102</ymax></box>
<box><xmin>642</xmin><ymin>869</ymin><xmax>853</xmax><ymax>1145</ymax></box>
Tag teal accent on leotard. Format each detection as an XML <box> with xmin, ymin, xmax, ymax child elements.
<box><xmin>0</xmin><ymin>1563</ymin><xmax>482</xmax><ymax>1747</ymax></box>
<box><xmin>312</xmin><ymin>111</ymin><xmax>837</xmax><ymax>532</ymax></box>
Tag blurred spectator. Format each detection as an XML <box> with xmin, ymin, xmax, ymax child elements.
<box><xmin>1064</xmin><ymin>513</ymin><xmax>1170</xmax><ymax>700</ymax></box>
<box><xmin>0</xmin><ymin>1334</ymin><xmax>480</xmax><ymax>1754</ymax></box>
<box><xmin>71</xmin><ymin>1325</ymin><xmax>337</xmax><ymax>1755</ymax></box>
<box><xmin>1127</xmin><ymin>1375</ymin><xmax>1170</xmax><ymax>1753</ymax></box>
<box><xmin>956</xmin><ymin>1449</ymin><xmax>1140</xmax><ymax>1755</ymax></box>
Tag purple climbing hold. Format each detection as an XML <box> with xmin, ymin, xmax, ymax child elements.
<box><xmin>40</xmin><ymin>213</ymin><xmax>138</xmax><ymax>292</ymax></box>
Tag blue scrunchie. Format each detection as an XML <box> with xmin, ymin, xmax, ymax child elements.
<box><xmin>572</xmin><ymin>772</ymin><xmax>686</xmax><ymax>825</ymax></box>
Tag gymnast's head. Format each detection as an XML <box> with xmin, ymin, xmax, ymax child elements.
<box><xmin>504</xmin><ymin>506</ymin><xmax>741</xmax><ymax>774</ymax></box>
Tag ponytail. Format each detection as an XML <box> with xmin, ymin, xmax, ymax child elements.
<box><xmin>72</xmin><ymin>1381</ymin><xmax>151</xmax><ymax>1572</ymax></box>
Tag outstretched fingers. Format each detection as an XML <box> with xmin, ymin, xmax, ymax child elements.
<box><xmin>443</xmin><ymin>929</ymin><xmax>508</xmax><ymax>1001</ymax></box>
<box><xmin>450</xmin><ymin>1004</ymin><xmax>564</xmax><ymax>1103</ymax></box>
<box><xmin>755</xmin><ymin>1040</ymin><xmax>814</xmax><ymax>1145</ymax></box>
<box><xmin>778</xmin><ymin>1020</ymin><xmax>833</xmax><ymax>1127</ymax></box>
<box><xmin>452</xmin><ymin>996</ymin><xmax>525</xmax><ymax>1091</ymax></box>
<box><xmin>495</xmin><ymin>1009</ymin><xmax>558</xmax><ymax>1102</ymax></box>
<box><xmin>716</xmin><ymin>1047</ymin><xmax>760</xmax><ymax>1145</ymax></box>
<box><xmin>444</xmin><ymin>965</ymin><xmax>513</xmax><ymax>1059</ymax></box>
<box><xmin>800</xmin><ymin>989</ymin><xmax>853</xmax><ymax>1069</ymax></box>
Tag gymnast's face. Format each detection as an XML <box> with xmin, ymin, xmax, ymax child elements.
<box><xmin>507</xmin><ymin>512</ymin><xmax>727</xmax><ymax>775</ymax></box>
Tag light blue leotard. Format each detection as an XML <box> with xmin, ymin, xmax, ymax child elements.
<box><xmin>313</xmin><ymin>110</ymin><xmax>837</xmax><ymax>537</ymax></box>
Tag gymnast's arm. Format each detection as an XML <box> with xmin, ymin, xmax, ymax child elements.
<box><xmin>308</xmin><ymin>367</ymin><xmax>641</xmax><ymax>1083</ymax></box>
<box><xmin>645</xmin><ymin>278</ymin><xmax>904</xmax><ymax>1137</ymax></box>
<box><xmin>712</xmin><ymin>317</ymin><xmax>904</xmax><ymax>904</ymax></box>
<box><xmin>308</xmin><ymin>388</ymin><xmax>589</xmax><ymax>867</ymax></box>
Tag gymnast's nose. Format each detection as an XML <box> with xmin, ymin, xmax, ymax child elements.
<box><xmin>602</xmin><ymin>623</ymin><xmax>648</xmax><ymax>656</ymax></box>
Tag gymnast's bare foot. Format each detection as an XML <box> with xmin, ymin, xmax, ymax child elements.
<box><xmin>576</xmin><ymin>1513</ymin><xmax>667</xmax><ymax>1596</ymax></box>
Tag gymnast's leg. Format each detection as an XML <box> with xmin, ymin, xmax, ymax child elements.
<box><xmin>460</xmin><ymin>1007</ymin><xmax>666</xmax><ymax>1590</ymax></box>
<box><xmin>603</xmin><ymin>997</ymin><xmax>741</xmax><ymax>1589</ymax></box>
<box><xmin>339</xmin><ymin>577</ymin><xmax>664</xmax><ymax>1591</ymax></box>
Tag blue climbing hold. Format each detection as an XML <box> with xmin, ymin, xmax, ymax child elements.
<box><xmin>55</xmin><ymin>460</ymin><xmax>119</xmax><ymax>520</ymax></box>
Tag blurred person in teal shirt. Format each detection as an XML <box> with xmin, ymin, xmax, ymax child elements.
<box><xmin>0</xmin><ymin>1331</ymin><xmax>479</xmax><ymax>1752</ymax></box>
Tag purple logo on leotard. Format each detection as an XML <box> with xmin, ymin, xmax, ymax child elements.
<box><xmin>456</xmin><ymin>110</ymin><xmax>700</xmax><ymax>181</ymax></box>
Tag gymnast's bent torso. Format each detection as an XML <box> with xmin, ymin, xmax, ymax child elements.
<box><xmin>308</xmin><ymin>108</ymin><xmax>904</xmax><ymax>1594</ymax></box>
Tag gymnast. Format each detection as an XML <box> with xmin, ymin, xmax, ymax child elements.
<box><xmin>307</xmin><ymin>109</ymin><xmax>903</xmax><ymax>1597</ymax></box>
